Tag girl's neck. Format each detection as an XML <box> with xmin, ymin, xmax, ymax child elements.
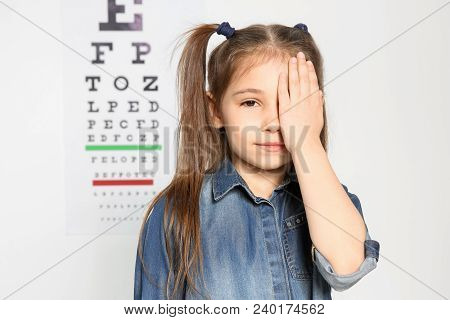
<box><xmin>230</xmin><ymin>154</ymin><xmax>289</xmax><ymax>200</ymax></box>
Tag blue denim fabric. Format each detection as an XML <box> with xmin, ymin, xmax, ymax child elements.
<box><xmin>134</xmin><ymin>155</ymin><xmax>380</xmax><ymax>299</ymax></box>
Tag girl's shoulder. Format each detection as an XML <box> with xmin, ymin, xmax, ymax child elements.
<box><xmin>201</xmin><ymin>172</ymin><xmax>215</xmax><ymax>194</ymax></box>
<box><xmin>141</xmin><ymin>192</ymin><xmax>169</xmax><ymax>241</ymax></box>
<box><xmin>143</xmin><ymin>174</ymin><xmax>214</xmax><ymax>226</ymax></box>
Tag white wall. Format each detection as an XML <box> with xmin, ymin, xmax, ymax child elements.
<box><xmin>1</xmin><ymin>0</ymin><xmax>449</xmax><ymax>299</ymax></box>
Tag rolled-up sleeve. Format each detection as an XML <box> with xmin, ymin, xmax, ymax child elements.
<box><xmin>311</xmin><ymin>184</ymin><xmax>380</xmax><ymax>292</ymax></box>
<box><xmin>134</xmin><ymin>195</ymin><xmax>175</xmax><ymax>299</ymax></box>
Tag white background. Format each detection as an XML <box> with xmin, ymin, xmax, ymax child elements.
<box><xmin>0</xmin><ymin>0</ymin><xmax>449</xmax><ymax>299</ymax></box>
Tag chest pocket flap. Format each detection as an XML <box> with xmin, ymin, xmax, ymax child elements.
<box><xmin>282</xmin><ymin>210</ymin><xmax>313</xmax><ymax>280</ymax></box>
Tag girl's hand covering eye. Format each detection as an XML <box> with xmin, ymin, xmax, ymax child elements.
<box><xmin>277</xmin><ymin>51</ymin><xmax>324</xmax><ymax>154</ymax></box>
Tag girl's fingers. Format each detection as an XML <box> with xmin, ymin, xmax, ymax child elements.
<box><xmin>278</xmin><ymin>71</ymin><xmax>290</xmax><ymax>113</ymax></box>
<box><xmin>297</xmin><ymin>52</ymin><xmax>310</xmax><ymax>104</ymax></box>
<box><xmin>288</xmin><ymin>56</ymin><xmax>300</xmax><ymax>108</ymax></box>
<box><xmin>306</xmin><ymin>60</ymin><xmax>323</xmax><ymax>106</ymax></box>
<box><xmin>307</xmin><ymin>60</ymin><xmax>319</xmax><ymax>92</ymax></box>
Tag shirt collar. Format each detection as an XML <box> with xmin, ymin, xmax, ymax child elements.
<box><xmin>212</xmin><ymin>155</ymin><xmax>298</xmax><ymax>202</ymax></box>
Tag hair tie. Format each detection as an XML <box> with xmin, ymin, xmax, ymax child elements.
<box><xmin>293</xmin><ymin>23</ymin><xmax>308</xmax><ymax>33</ymax></box>
<box><xmin>216</xmin><ymin>22</ymin><xmax>235</xmax><ymax>39</ymax></box>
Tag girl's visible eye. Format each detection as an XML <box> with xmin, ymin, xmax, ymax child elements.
<box><xmin>240</xmin><ymin>100</ymin><xmax>259</xmax><ymax>108</ymax></box>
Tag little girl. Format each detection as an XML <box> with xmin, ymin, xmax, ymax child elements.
<box><xmin>134</xmin><ymin>22</ymin><xmax>380</xmax><ymax>300</ymax></box>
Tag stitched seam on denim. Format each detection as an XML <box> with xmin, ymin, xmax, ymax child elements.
<box><xmin>270</xmin><ymin>202</ymin><xmax>292</xmax><ymax>299</ymax></box>
<box><xmin>257</xmin><ymin>205</ymin><xmax>276</xmax><ymax>299</ymax></box>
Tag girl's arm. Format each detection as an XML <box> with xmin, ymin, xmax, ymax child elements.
<box><xmin>278</xmin><ymin>52</ymin><xmax>379</xmax><ymax>291</ymax></box>
<box><xmin>292</xmin><ymin>139</ymin><xmax>380</xmax><ymax>293</ymax></box>
<box><xmin>292</xmin><ymin>139</ymin><xmax>367</xmax><ymax>276</ymax></box>
<box><xmin>134</xmin><ymin>195</ymin><xmax>175</xmax><ymax>300</ymax></box>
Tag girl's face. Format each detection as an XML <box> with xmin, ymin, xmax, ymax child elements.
<box><xmin>209</xmin><ymin>57</ymin><xmax>293</xmax><ymax>171</ymax></box>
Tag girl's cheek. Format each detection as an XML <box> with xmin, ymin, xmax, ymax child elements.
<box><xmin>228</xmin><ymin>132</ymin><xmax>247</xmax><ymax>150</ymax></box>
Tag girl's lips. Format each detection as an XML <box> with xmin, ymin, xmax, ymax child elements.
<box><xmin>255</xmin><ymin>143</ymin><xmax>287</xmax><ymax>151</ymax></box>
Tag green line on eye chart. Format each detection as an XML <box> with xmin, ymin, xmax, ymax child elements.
<box><xmin>85</xmin><ymin>144</ymin><xmax>162</xmax><ymax>151</ymax></box>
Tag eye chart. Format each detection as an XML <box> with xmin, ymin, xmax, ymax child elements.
<box><xmin>62</xmin><ymin>0</ymin><xmax>202</xmax><ymax>235</ymax></box>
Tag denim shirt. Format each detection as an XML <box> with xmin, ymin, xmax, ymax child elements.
<box><xmin>134</xmin><ymin>156</ymin><xmax>380</xmax><ymax>299</ymax></box>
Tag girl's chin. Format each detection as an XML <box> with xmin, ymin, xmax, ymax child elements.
<box><xmin>245</xmin><ymin>157</ymin><xmax>291</xmax><ymax>171</ymax></box>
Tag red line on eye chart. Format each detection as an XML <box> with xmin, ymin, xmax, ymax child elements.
<box><xmin>92</xmin><ymin>179</ymin><xmax>154</xmax><ymax>186</ymax></box>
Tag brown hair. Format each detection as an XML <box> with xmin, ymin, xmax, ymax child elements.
<box><xmin>137</xmin><ymin>22</ymin><xmax>328</xmax><ymax>299</ymax></box>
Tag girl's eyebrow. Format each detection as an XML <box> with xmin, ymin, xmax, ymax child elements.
<box><xmin>232</xmin><ymin>88</ymin><xmax>264</xmax><ymax>96</ymax></box>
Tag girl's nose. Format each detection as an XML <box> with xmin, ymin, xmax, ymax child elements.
<box><xmin>261</xmin><ymin>110</ymin><xmax>281</xmax><ymax>132</ymax></box>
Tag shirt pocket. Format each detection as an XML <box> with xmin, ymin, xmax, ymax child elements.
<box><xmin>282</xmin><ymin>210</ymin><xmax>313</xmax><ymax>281</ymax></box>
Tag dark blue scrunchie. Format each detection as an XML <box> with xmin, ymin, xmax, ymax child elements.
<box><xmin>216</xmin><ymin>22</ymin><xmax>235</xmax><ymax>39</ymax></box>
<box><xmin>294</xmin><ymin>23</ymin><xmax>308</xmax><ymax>32</ymax></box>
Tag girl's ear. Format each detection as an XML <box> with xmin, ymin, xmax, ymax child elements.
<box><xmin>206</xmin><ymin>90</ymin><xmax>224</xmax><ymax>129</ymax></box>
